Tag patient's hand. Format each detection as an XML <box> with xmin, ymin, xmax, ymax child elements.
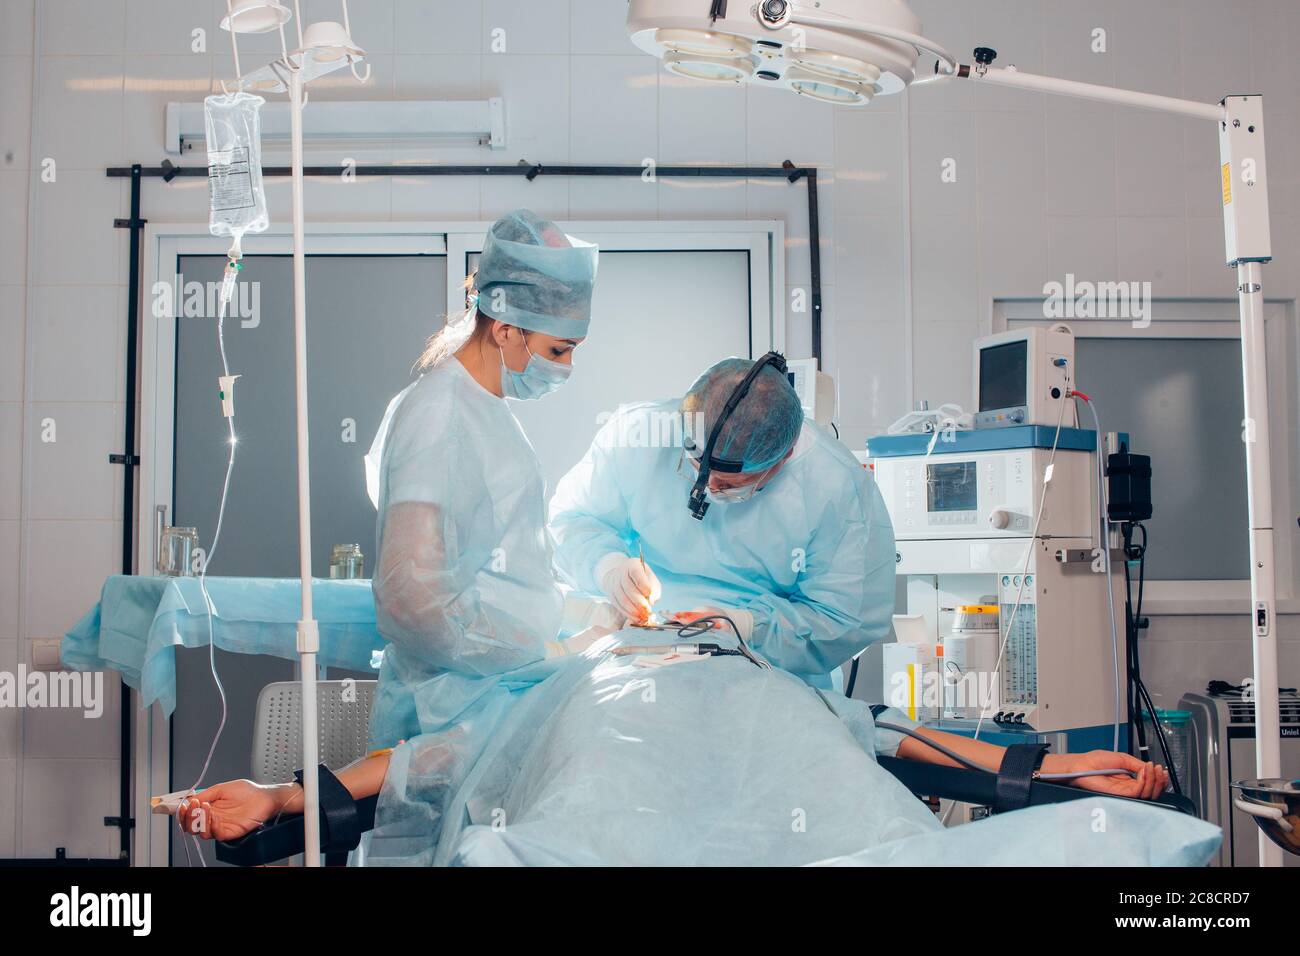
<box><xmin>1042</xmin><ymin>751</ymin><xmax>1170</xmax><ymax>801</ymax></box>
<box><xmin>176</xmin><ymin>779</ymin><xmax>294</xmax><ymax>841</ymax></box>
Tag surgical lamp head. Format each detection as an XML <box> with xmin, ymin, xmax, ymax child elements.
<box><xmin>220</xmin><ymin>0</ymin><xmax>292</xmax><ymax>34</ymax></box>
<box><xmin>627</xmin><ymin>0</ymin><xmax>951</xmax><ymax>105</ymax></box>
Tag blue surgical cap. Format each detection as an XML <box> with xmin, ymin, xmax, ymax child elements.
<box><xmin>682</xmin><ymin>357</ymin><xmax>805</xmax><ymax>473</ymax></box>
<box><xmin>476</xmin><ymin>209</ymin><xmax>599</xmax><ymax>338</ymax></box>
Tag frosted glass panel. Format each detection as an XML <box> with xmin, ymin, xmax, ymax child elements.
<box><xmin>469</xmin><ymin>249</ymin><xmax>755</xmax><ymax>493</ymax></box>
<box><xmin>1076</xmin><ymin>338</ymin><xmax>1248</xmax><ymax>580</ymax></box>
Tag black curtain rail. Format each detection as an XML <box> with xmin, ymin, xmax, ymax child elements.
<box><xmin>107</xmin><ymin>162</ymin><xmax>819</xmax><ymax>180</ymax></box>
<box><xmin>104</xmin><ymin>159</ymin><xmax>824</xmax><ymax>363</ymax></box>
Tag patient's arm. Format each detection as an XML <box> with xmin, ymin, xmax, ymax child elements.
<box><xmin>896</xmin><ymin>726</ymin><xmax>1170</xmax><ymax>801</ymax></box>
<box><xmin>177</xmin><ymin>752</ymin><xmax>392</xmax><ymax>842</ymax></box>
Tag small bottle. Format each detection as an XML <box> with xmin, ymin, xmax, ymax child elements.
<box><xmin>329</xmin><ymin>544</ymin><xmax>365</xmax><ymax>580</ymax></box>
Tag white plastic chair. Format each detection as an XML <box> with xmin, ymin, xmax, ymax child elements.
<box><xmin>251</xmin><ymin>680</ymin><xmax>377</xmax><ymax>784</ymax></box>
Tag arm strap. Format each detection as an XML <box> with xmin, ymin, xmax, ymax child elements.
<box><xmin>993</xmin><ymin>743</ymin><xmax>1050</xmax><ymax>813</ymax></box>
<box><xmin>293</xmin><ymin>763</ymin><xmax>361</xmax><ymax>853</ymax></box>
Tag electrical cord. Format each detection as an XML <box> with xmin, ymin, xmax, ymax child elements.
<box><xmin>674</xmin><ymin>613</ymin><xmax>771</xmax><ymax>670</ymax></box>
<box><xmin>1122</xmin><ymin>523</ymin><xmax>1149</xmax><ymax>760</ymax></box>
<box><xmin>1118</xmin><ymin>521</ymin><xmax>1183</xmax><ymax>795</ymax></box>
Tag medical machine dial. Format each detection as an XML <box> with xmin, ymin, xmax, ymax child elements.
<box><xmin>989</xmin><ymin>508</ymin><xmax>1011</xmax><ymax>530</ymax></box>
<box><xmin>759</xmin><ymin>0</ymin><xmax>793</xmax><ymax>29</ymax></box>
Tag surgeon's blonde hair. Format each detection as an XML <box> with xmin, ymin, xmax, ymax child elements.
<box><xmin>415</xmin><ymin>272</ymin><xmax>492</xmax><ymax>372</ymax></box>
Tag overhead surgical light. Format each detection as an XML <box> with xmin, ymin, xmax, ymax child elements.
<box><xmin>296</xmin><ymin>19</ymin><xmax>365</xmax><ymax>65</ymax></box>
<box><xmin>786</xmin><ymin>67</ymin><xmax>874</xmax><ymax>105</ymax></box>
<box><xmin>665</xmin><ymin>54</ymin><xmax>754</xmax><ymax>84</ymax></box>
<box><xmin>220</xmin><ymin>0</ymin><xmax>292</xmax><ymax>34</ymax></box>
<box><xmin>655</xmin><ymin>28</ymin><xmax>753</xmax><ymax>83</ymax></box>
<box><xmin>628</xmin><ymin>0</ymin><xmax>952</xmax><ymax>104</ymax></box>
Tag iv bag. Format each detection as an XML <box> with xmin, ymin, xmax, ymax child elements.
<box><xmin>205</xmin><ymin>92</ymin><xmax>270</xmax><ymax>241</ymax></box>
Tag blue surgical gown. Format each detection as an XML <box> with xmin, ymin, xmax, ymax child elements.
<box><xmin>547</xmin><ymin>401</ymin><xmax>897</xmax><ymax>687</ymax></box>
<box><xmin>365</xmin><ymin>359</ymin><xmax>564</xmax><ymax>747</ymax></box>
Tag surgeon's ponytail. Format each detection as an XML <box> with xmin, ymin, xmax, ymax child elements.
<box><xmin>415</xmin><ymin>272</ymin><xmax>492</xmax><ymax>372</ymax></box>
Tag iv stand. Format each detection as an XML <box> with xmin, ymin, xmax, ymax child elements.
<box><xmin>220</xmin><ymin>0</ymin><xmax>367</xmax><ymax>868</ymax></box>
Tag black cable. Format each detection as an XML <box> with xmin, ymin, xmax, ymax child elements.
<box><xmin>674</xmin><ymin>614</ymin><xmax>770</xmax><ymax>670</ymax></box>
<box><xmin>846</xmin><ymin>655</ymin><xmax>859</xmax><ymax>698</ymax></box>
<box><xmin>1122</xmin><ymin>524</ymin><xmax>1147</xmax><ymax>759</ymax></box>
<box><xmin>1121</xmin><ymin>522</ymin><xmax>1182</xmax><ymax>795</ymax></box>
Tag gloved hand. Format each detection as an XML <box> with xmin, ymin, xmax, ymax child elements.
<box><xmin>544</xmin><ymin>624</ymin><xmax>613</xmax><ymax>659</ymax></box>
<box><xmin>596</xmin><ymin>554</ymin><xmax>662</xmax><ymax>624</ymax></box>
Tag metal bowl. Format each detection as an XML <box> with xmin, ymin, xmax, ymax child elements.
<box><xmin>1231</xmin><ymin>778</ymin><xmax>1300</xmax><ymax>855</ymax></box>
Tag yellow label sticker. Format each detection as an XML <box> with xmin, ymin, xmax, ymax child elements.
<box><xmin>1222</xmin><ymin>163</ymin><xmax>1232</xmax><ymax>205</ymax></box>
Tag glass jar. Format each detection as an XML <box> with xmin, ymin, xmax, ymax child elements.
<box><xmin>157</xmin><ymin>527</ymin><xmax>199</xmax><ymax>577</ymax></box>
<box><xmin>329</xmin><ymin>543</ymin><xmax>365</xmax><ymax>580</ymax></box>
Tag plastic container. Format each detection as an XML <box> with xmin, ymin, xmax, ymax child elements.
<box><xmin>204</xmin><ymin>91</ymin><xmax>270</xmax><ymax>243</ymax></box>
<box><xmin>1141</xmin><ymin>708</ymin><xmax>1192</xmax><ymax>789</ymax></box>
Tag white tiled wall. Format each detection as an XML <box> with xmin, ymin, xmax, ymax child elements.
<box><xmin>2</xmin><ymin>0</ymin><xmax>1297</xmax><ymax>859</ymax></box>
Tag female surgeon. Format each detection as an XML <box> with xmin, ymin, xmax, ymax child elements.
<box><xmin>360</xmin><ymin>208</ymin><xmax>602</xmax><ymax>749</ymax></box>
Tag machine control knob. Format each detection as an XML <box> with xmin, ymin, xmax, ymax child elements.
<box><xmin>973</xmin><ymin>47</ymin><xmax>998</xmax><ymax>65</ymax></box>
<box><xmin>758</xmin><ymin>0</ymin><xmax>792</xmax><ymax>29</ymax></box>
<box><xmin>989</xmin><ymin>508</ymin><xmax>1012</xmax><ymax>530</ymax></box>
<box><xmin>1010</xmin><ymin>409</ymin><xmax>1025</xmax><ymax>423</ymax></box>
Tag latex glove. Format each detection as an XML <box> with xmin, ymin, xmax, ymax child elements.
<box><xmin>670</xmin><ymin>606</ymin><xmax>754</xmax><ymax>641</ymax></box>
<box><xmin>596</xmin><ymin>554</ymin><xmax>661</xmax><ymax>624</ymax></box>
<box><xmin>1040</xmin><ymin>751</ymin><xmax>1170</xmax><ymax>800</ymax></box>
<box><xmin>545</xmin><ymin>624</ymin><xmax>613</xmax><ymax>659</ymax></box>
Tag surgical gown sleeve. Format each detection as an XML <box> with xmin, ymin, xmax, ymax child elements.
<box><xmin>816</xmin><ymin>693</ymin><xmax>920</xmax><ymax>760</ymax></box>
<box><xmin>548</xmin><ymin>415</ymin><xmax>634</xmax><ymax>593</ymax></box>
<box><xmin>742</xmin><ymin>479</ymin><xmax>896</xmax><ymax>678</ymax></box>
<box><xmin>372</xmin><ymin>388</ymin><xmax>551</xmax><ymax>676</ymax></box>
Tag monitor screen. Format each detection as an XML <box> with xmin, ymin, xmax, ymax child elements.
<box><xmin>979</xmin><ymin>340</ymin><xmax>1028</xmax><ymax>412</ymax></box>
<box><xmin>927</xmin><ymin>461</ymin><xmax>978</xmax><ymax>513</ymax></box>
